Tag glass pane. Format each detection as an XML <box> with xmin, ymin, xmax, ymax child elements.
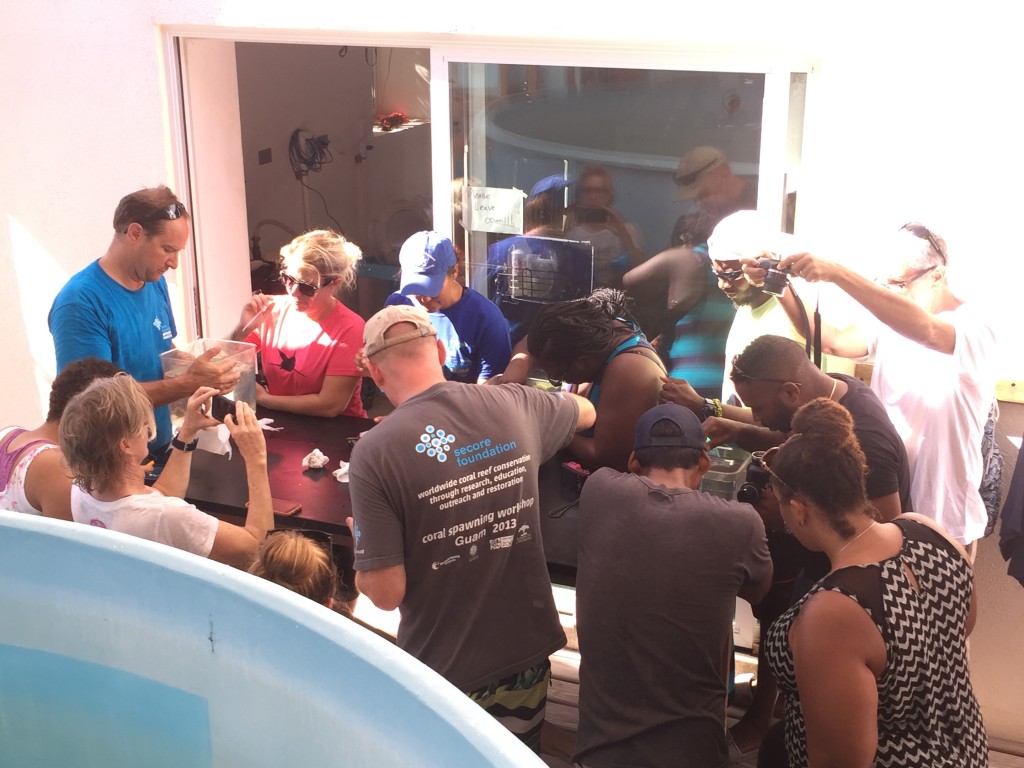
<box><xmin>450</xmin><ymin>64</ymin><xmax>764</xmax><ymax>285</ymax></box>
<box><xmin>449</xmin><ymin>64</ymin><xmax>772</xmax><ymax>350</ymax></box>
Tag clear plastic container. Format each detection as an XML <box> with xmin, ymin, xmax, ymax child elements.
<box><xmin>160</xmin><ymin>339</ymin><xmax>257</xmax><ymax>426</ymax></box>
<box><xmin>700</xmin><ymin>445</ymin><xmax>751</xmax><ymax>500</ymax></box>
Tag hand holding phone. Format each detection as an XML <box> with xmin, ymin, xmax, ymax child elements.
<box><xmin>207</xmin><ymin>394</ymin><xmax>236</xmax><ymax>422</ymax></box>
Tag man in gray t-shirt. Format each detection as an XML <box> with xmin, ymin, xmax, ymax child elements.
<box><xmin>574</xmin><ymin>404</ymin><xmax>772</xmax><ymax>768</ymax></box>
<box><xmin>348</xmin><ymin>304</ymin><xmax>595</xmax><ymax>749</ymax></box>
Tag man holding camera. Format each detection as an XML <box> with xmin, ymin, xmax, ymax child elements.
<box><xmin>772</xmin><ymin>223</ymin><xmax>998</xmax><ymax>551</ymax></box>
<box><xmin>659</xmin><ymin>210</ymin><xmax>841</xmax><ymax>418</ymax></box>
<box><xmin>573</xmin><ymin>403</ymin><xmax>771</xmax><ymax>768</ymax></box>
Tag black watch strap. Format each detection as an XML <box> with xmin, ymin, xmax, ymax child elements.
<box><xmin>171</xmin><ymin>435</ymin><xmax>199</xmax><ymax>452</ymax></box>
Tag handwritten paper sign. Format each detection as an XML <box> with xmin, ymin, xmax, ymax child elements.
<box><xmin>466</xmin><ymin>186</ymin><xmax>525</xmax><ymax>235</ymax></box>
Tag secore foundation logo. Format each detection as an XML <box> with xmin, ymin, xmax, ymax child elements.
<box><xmin>416</xmin><ymin>425</ymin><xmax>456</xmax><ymax>463</ymax></box>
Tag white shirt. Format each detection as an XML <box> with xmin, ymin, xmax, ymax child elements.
<box><xmin>72</xmin><ymin>485</ymin><xmax>218</xmax><ymax>557</ymax></box>
<box><xmin>870</xmin><ymin>302</ymin><xmax>997</xmax><ymax>545</ymax></box>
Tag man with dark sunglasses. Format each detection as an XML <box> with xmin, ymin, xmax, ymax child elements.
<box><xmin>49</xmin><ymin>186</ymin><xmax>239</xmax><ymax>463</ymax></box>
<box><xmin>659</xmin><ymin>210</ymin><xmax>840</xmax><ymax>420</ymax></box>
<box><xmin>767</xmin><ymin>223</ymin><xmax>998</xmax><ymax>551</ymax></box>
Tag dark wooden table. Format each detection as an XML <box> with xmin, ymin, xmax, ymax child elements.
<box><xmin>185</xmin><ymin>407</ymin><xmax>374</xmax><ymax>537</ymax></box>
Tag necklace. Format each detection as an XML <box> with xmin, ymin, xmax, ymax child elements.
<box><xmin>827</xmin><ymin>377</ymin><xmax>838</xmax><ymax>401</ymax></box>
<box><xmin>834</xmin><ymin>521</ymin><xmax>877</xmax><ymax>560</ymax></box>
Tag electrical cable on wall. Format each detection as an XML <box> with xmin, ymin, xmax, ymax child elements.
<box><xmin>288</xmin><ymin>128</ymin><xmax>346</xmax><ymax>235</ymax></box>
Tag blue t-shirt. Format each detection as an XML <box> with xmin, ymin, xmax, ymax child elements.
<box><xmin>48</xmin><ymin>260</ymin><xmax>177</xmax><ymax>448</ymax></box>
<box><xmin>385</xmin><ymin>287</ymin><xmax>511</xmax><ymax>383</ymax></box>
<box><xmin>667</xmin><ymin>246</ymin><xmax>736</xmax><ymax>399</ymax></box>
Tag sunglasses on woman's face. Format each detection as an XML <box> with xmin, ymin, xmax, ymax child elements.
<box><xmin>280</xmin><ymin>272</ymin><xmax>336</xmax><ymax>298</ymax></box>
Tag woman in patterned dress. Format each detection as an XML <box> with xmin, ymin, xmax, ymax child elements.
<box><xmin>759</xmin><ymin>397</ymin><xmax>987</xmax><ymax>768</ymax></box>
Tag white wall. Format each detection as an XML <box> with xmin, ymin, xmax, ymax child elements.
<box><xmin>1</xmin><ymin>0</ymin><xmax>1022</xmax><ymax>746</ymax></box>
<box><xmin>235</xmin><ymin>42</ymin><xmax>432</xmax><ymax>266</ymax></box>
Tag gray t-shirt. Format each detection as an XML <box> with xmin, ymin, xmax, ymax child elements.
<box><xmin>349</xmin><ymin>381</ymin><xmax>579</xmax><ymax>691</ymax></box>
<box><xmin>574</xmin><ymin>468</ymin><xmax>772</xmax><ymax>768</ymax></box>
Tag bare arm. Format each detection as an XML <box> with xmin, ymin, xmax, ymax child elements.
<box><xmin>790</xmin><ymin>591</ymin><xmax>886</xmax><ymax>768</ymax></box>
<box><xmin>229</xmin><ymin>292</ymin><xmax>275</xmax><ymax>341</ymax></box>
<box><xmin>256</xmin><ymin>374</ymin><xmax>361</xmax><ymax>418</ymax></box>
<box><xmin>355</xmin><ymin>564</ymin><xmax>407</xmax><ymax>612</ymax></box>
<box><xmin>701</xmin><ymin>417</ymin><xmax>787</xmax><ymax>452</ymax></box>
<box><xmin>24</xmin><ymin>450</ymin><xmax>74</xmax><ymax>521</ymax></box>
<box><xmin>624</xmin><ymin>246</ymin><xmax>705</xmax><ymax>319</ymax></box>
<box><xmin>779</xmin><ymin>253</ymin><xmax>956</xmax><ymax>355</ymax></box>
<box><xmin>660</xmin><ymin>376</ymin><xmax>754</xmax><ymax>423</ymax></box>
<box><xmin>152</xmin><ymin>387</ymin><xmax>220</xmax><ymax>499</ymax></box>
<box><xmin>142</xmin><ymin>347</ymin><xmax>241</xmax><ymax>408</ymax></box>
<box><xmin>565</xmin><ymin>391</ymin><xmax>597</xmax><ymax>433</ymax></box>
<box><xmin>568</xmin><ymin>353</ymin><xmax>661</xmax><ymax>471</ymax></box>
<box><xmin>486</xmin><ymin>337</ymin><xmax>534</xmax><ymax>386</ymax></box>
<box><xmin>206</xmin><ymin>402</ymin><xmax>273</xmax><ymax>569</ymax></box>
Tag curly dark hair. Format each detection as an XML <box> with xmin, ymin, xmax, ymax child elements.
<box><xmin>527</xmin><ymin>288</ymin><xmax>638</xmax><ymax>364</ymax></box>
<box><xmin>770</xmin><ymin>398</ymin><xmax>868</xmax><ymax>537</ymax></box>
<box><xmin>47</xmin><ymin>357</ymin><xmax>123</xmax><ymax>422</ymax></box>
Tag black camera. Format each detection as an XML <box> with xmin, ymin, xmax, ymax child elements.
<box><xmin>736</xmin><ymin>452</ymin><xmax>771</xmax><ymax>504</ymax></box>
<box><xmin>756</xmin><ymin>256</ymin><xmax>791</xmax><ymax>297</ymax></box>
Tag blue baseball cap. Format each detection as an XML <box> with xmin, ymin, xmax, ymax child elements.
<box><xmin>529</xmin><ymin>175</ymin><xmax>572</xmax><ymax>200</ymax></box>
<box><xmin>398</xmin><ymin>231</ymin><xmax>458</xmax><ymax>298</ymax></box>
<box><xmin>634</xmin><ymin>403</ymin><xmax>707</xmax><ymax>451</ymax></box>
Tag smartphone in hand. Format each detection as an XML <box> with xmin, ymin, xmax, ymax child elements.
<box><xmin>208</xmin><ymin>394</ymin><xmax>236</xmax><ymax>422</ymax></box>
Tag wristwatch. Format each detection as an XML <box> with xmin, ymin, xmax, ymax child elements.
<box><xmin>699</xmin><ymin>397</ymin><xmax>723</xmax><ymax>422</ymax></box>
<box><xmin>171</xmin><ymin>435</ymin><xmax>199</xmax><ymax>452</ymax></box>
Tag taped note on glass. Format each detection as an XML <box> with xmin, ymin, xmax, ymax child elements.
<box><xmin>466</xmin><ymin>186</ymin><xmax>525</xmax><ymax>235</ymax></box>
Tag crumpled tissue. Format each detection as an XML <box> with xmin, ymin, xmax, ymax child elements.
<box><xmin>333</xmin><ymin>460</ymin><xmax>350</xmax><ymax>483</ymax></box>
<box><xmin>302</xmin><ymin>449</ymin><xmax>330</xmax><ymax>470</ymax></box>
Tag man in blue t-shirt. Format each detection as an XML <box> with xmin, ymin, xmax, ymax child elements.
<box><xmin>48</xmin><ymin>186</ymin><xmax>239</xmax><ymax>457</ymax></box>
<box><xmin>386</xmin><ymin>231</ymin><xmax>511</xmax><ymax>384</ymax></box>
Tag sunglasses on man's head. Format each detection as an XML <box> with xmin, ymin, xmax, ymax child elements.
<box><xmin>142</xmin><ymin>202</ymin><xmax>188</xmax><ymax>224</ymax></box>
<box><xmin>280</xmin><ymin>272</ymin><xmax>336</xmax><ymax>298</ymax></box>
<box><xmin>900</xmin><ymin>222</ymin><xmax>946</xmax><ymax>264</ymax></box>
<box><xmin>729</xmin><ymin>356</ymin><xmax>803</xmax><ymax>387</ymax></box>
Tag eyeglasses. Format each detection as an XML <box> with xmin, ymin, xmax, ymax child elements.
<box><xmin>675</xmin><ymin>158</ymin><xmax>719</xmax><ymax>187</ymax></box>
<box><xmin>880</xmin><ymin>265</ymin><xmax>937</xmax><ymax>293</ymax></box>
<box><xmin>730</xmin><ymin>356</ymin><xmax>803</xmax><ymax>387</ymax></box>
<box><xmin>280</xmin><ymin>272</ymin><xmax>336</xmax><ymax>298</ymax></box>
<box><xmin>142</xmin><ymin>202</ymin><xmax>188</xmax><ymax>224</ymax></box>
<box><xmin>713</xmin><ymin>266</ymin><xmax>744</xmax><ymax>281</ymax></box>
<box><xmin>900</xmin><ymin>222</ymin><xmax>946</xmax><ymax>265</ymax></box>
<box><xmin>760</xmin><ymin>446</ymin><xmax>796</xmax><ymax>498</ymax></box>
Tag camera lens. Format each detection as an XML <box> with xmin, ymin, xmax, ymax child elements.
<box><xmin>736</xmin><ymin>483</ymin><xmax>761</xmax><ymax>504</ymax></box>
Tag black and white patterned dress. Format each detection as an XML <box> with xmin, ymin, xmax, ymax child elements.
<box><xmin>764</xmin><ymin>518</ymin><xmax>988</xmax><ymax>767</ymax></box>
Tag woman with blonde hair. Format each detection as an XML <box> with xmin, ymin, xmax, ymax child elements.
<box><xmin>233</xmin><ymin>229</ymin><xmax>366</xmax><ymax>418</ymax></box>
<box><xmin>248</xmin><ymin>530</ymin><xmax>349</xmax><ymax>615</ymax></box>
<box><xmin>60</xmin><ymin>374</ymin><xmax>273</xmax><ymax>570</ymax></box>
<box><xmin>249</xmin><ymin>530</ymin><xmax>396</xmax><ymax>641</ymax></box>
<box><xmin>760</xmin><ymin>397</ymin><xmax>986</xmax><ymax>767</ymax></box>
